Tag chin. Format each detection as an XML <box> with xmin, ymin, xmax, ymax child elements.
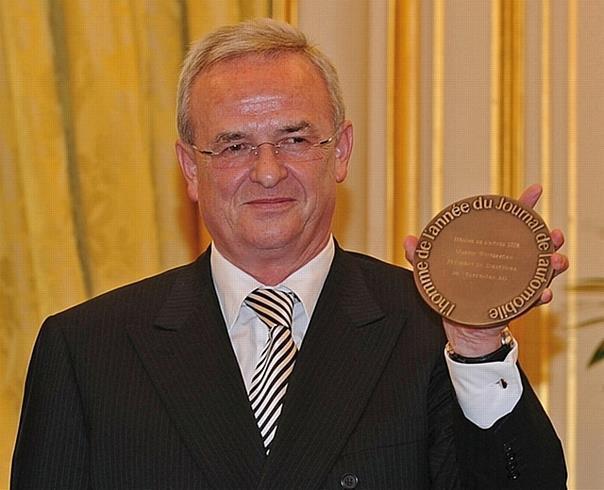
<box><xmin>244</xmin><ymin>227</ymin><xmax>302</xmax><ymax>252</ymax></box>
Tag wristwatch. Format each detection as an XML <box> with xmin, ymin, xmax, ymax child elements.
<box><xmin>446</xmin><ymin>327</ymin><xmax>514</xmax><ymax>364</ymax></box>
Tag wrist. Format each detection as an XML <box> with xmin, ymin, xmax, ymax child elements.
<box><xmin>446</xmin><ymin>327</ymin><xmax>514</xmax><ymax>364</ymax></box>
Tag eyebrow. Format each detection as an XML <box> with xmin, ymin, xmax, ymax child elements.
<box><xmin>211</xmin><ymin>121</ymin><xmax>315</xmax><ymax>144</ymax></box>
<box><xmin>213</xmin><ymin>132</ymin><xmax>247</xmax><ymax>144</ymax></box>
<box><xmin>279</xmin><ymin>121</ymin><xmax>312</xmax><ymax>134</ymax></box>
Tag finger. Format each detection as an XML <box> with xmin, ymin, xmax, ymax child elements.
<box><xmin>550</xmin><ymin>228</ymin><xmax>565</xmax><ymax>250</ymax></box>
<box><xmin>551</xmin><ymin>252</ymin><xmax>569</xmax><ymax>277</ymax></box>
<box><xmin>536</xmin><ymin>288</ymin><xmax>553</xmax><ymax>306</ymax></box>
<box><xmin>518</xmin><ymin>183</ymin><xmax>542</xmax><ymax>208</ymax></box>
<box><xmin>404</xmin><ymin>235</ymin><xmax>418</xmax><ymax>265</ymax></box>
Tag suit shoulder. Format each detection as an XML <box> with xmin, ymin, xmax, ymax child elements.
<box><xmin>344</xmin><ymin>250</ymin><xmax>413</xmax><ymax>282</ymax></box>
<box><xmin>340</xmin><ymin>249</ymin><xmax>422</xmax><ymax>309</ymax></box>
<box><xmin>338</xmin><ymin>248</ymin><xmax>446</xmax><ymax>348</ymax></box>
<box><xmin>47</xmin><ymin>260</ymin><xmax>201</xmax><ymax>327</ymax></box>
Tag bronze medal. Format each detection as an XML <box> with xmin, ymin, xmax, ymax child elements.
<box><xmin>413</xmin><ymin>195</ymin><xmax>555</xmax><ymax>327</ymax></box>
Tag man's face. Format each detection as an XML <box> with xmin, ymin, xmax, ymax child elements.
<box><xmin>176</xmin><ymin>52</ymin><xmax>353</xmax><ymax>273</ymax></box>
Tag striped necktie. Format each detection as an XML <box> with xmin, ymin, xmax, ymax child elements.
<box><xmin>244</xmin><ymin>288</ymin><xmax>297</xmax><ymax>453</ymax></box>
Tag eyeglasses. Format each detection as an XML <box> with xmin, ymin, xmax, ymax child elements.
<box><xmin>190</xmin><ymin>133</ymin><xmax>336</xmax><ymax>169</ymax></box>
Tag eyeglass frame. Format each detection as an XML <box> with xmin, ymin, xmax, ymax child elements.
<box><xmin>189</xmin><ymin>130</ymin><xmax>339</xmax><ymax>165</ymax></box>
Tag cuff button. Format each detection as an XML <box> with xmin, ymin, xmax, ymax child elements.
<box><xmin>340</xmin><ymin>473</ymin><xmax>359</xmax><ymax>489</ymax></box>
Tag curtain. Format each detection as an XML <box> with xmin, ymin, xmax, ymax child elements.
<box><xmin>0</xmin><ymin>0</ymin><xmax>295</xmax><ymax>481</ymax></box>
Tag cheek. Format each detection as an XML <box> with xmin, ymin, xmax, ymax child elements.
<box><xmin>299</xmin><ymin>166</ymin><xmax>338</xmax><ymax>210</ymax></box>
<box><xmin>196</xmin><ymin>172</ymin><xmax>234</xmax><ymax>216</ymax></box>
<box><xmin>200</xmin><ymin>168</ymin><xmax>243</xmax><ymax>199</ymax></box>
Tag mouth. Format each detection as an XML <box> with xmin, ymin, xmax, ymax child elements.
<box><xmin>245</xmin><ymin>197</ymin><xmax>294</xmax><ymax>205</ymax></box>
<box><xmin>244</xmin><ymin>197</ymin><xmax>296</xmax><ymax>208</ymax></box>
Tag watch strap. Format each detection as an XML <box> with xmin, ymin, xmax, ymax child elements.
<box><xmin>446</xmin><ymin>327</ymin><xmax>514</xmax><ymax>364</ymax></box>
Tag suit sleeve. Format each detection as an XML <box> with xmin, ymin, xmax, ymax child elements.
<box><xmin>11</xmin><ymin>317</ymin><xmax>90</xmax><ymax>489</ymax></box>
<box><xmin>429</xmin><ymin>357</ymin><xmax>567</xmax><ymax>489</ymax></box>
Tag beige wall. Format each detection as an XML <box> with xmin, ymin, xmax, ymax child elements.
<box><xmin>300</xmin><ymin>1</ymin><xmax>604</xmax><ymax>488</ymax></box>
<box><xmin>298</xmin><ymin>1</ymin><xmax>390</xmax><ymax>260</ymax></box>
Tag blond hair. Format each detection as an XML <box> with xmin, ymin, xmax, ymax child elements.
<box><xmin>176</xmin><ymin>18</ymin><xmax>345</xmax><ymax>143</ymax></box>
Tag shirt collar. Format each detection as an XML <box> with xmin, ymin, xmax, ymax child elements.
<box><xmin>210</xmin><ymin>237</ymin><xmax>335</xmax><ymax>329</ymax></box>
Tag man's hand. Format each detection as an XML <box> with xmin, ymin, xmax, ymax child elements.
<box><xmin>403</xmin><ymin>184</ymin><xmax>569</xmax><ymax>357</ymax></box>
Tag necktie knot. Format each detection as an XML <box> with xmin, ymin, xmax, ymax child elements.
<box><xmin>244</xmin><ymin>288</ymin><xmax>295</xmax><ymax>330</ymax></box>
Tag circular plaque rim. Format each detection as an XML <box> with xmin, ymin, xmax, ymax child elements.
<box><xmin>413</xmin><ymin>194</ymin><xmax>555</xmax><ymax>327</ymax></box>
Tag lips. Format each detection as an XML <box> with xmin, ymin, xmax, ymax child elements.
<box><xmin>245</xmin><ymin>197</ymin><xmax>295</xmax><ymax>206</ymax></box>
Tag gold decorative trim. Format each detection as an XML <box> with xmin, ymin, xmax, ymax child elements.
<box><xmin>490</xmin><ymin>0</ymin><xmax>524</xmax><ymax>196</ymax></box>
<box><xmin>566</xmin><ymin>0</ymin><xmax>578</xmax><ymax>486</ymax></box>
<box><xmin>386</xmin><ymin>0</ymin><xmax>396</xmax><ymax>263</ymax></box>
<box><xmin>538</xmin><ymin>0</ymin><xmax>552</xmax><ymax>411</ymax></box>
<box><xmin>490</xmin><ymin>0</ymin><xmax>502</xmax><ymax>193</ymax></box>
<box><xmin>387</xmin><ymin>0</ymin><xmax>421</xmax><ymax>265</ymax></box>
<box><xmin>431</xmin><ymin>0</ymin><xmax>444</xmax><ymax>214</ymax></box>
<box><xmin>510</xmin><ymin>0</ymin><xmax>525</xmax><ymax>196</ymax></box>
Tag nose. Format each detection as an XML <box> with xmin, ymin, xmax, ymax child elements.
<box><xmin>249</xmin><ymin>143</ymin><xmax>288</xmax><ymax>188</ymax></box>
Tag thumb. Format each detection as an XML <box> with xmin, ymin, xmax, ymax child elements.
<box><xmin>404</xmin><ymin>235</ymin><xmax>419</xmax><ymax>265</ymax></box>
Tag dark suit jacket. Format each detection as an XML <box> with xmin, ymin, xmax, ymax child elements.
<box><xmin>12</xmin><ymin>247</ymin><xmax>566</xmax><ymax>489</ymax></box>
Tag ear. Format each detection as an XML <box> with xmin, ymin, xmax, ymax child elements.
<box><xmin>333</xmin><ymin>121</ymin><xmax>353</xmax><ymax>183</ymax></box>
<box><xmin>175</xmin><ymin>139</ymin><xmax>200</xmax><ymax>202</ymax></box>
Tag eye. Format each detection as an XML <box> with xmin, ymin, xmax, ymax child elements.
<box><xmin>220</xmin><ymin>142</ymin><xmax>250</xmax><ymax>155</ymax></box>
<box><xmin>288</xmin><ymin>136</ymin><xmax>308</xmax><ymax>144</ymax></box>
<box><xmin>279</xmin><ymin>136</ymin><xmax>311</xmax><ymax>149</ymax></box>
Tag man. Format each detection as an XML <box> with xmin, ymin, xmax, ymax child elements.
<box><xmin>12</xmin><ymin>18</ymin><xmax>567</xmax><ymax>489</ymax></box>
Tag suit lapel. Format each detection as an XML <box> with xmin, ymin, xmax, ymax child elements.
<box><xmin>125</xmin><ymin>251</ymin><xmax>265</xmax><ymax>489</ymax></box>
<box><xmin>258</xmin><ymin>248</ymin><xmax>407</xmax><ymax>489</ymax></box>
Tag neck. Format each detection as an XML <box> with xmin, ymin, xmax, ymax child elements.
<box><xmin>214</xmin><ymin>236</ymin><xmax>331</xmax><ymax>286</ymax></box>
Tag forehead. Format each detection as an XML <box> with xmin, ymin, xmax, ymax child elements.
<box><xmin>188</xmin><ymin>52</ymin><xmax>333</xmax><ymax>133</ymax></box>
<box><xmin>197</xmin><ymin>51</ymin><xmax>328</xmax><ymax>93</ymax></box>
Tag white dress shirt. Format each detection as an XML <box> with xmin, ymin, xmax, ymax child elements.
<box><xmin>210</xmin><ymin>237</ymin><xmax>522</xmax><ymax>429</ymax></box>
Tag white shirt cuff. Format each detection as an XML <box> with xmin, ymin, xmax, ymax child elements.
<box><xmin>444</xmin><ymin>341</ymin><xmax>523</xmax><ymax>429</ymax></box>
